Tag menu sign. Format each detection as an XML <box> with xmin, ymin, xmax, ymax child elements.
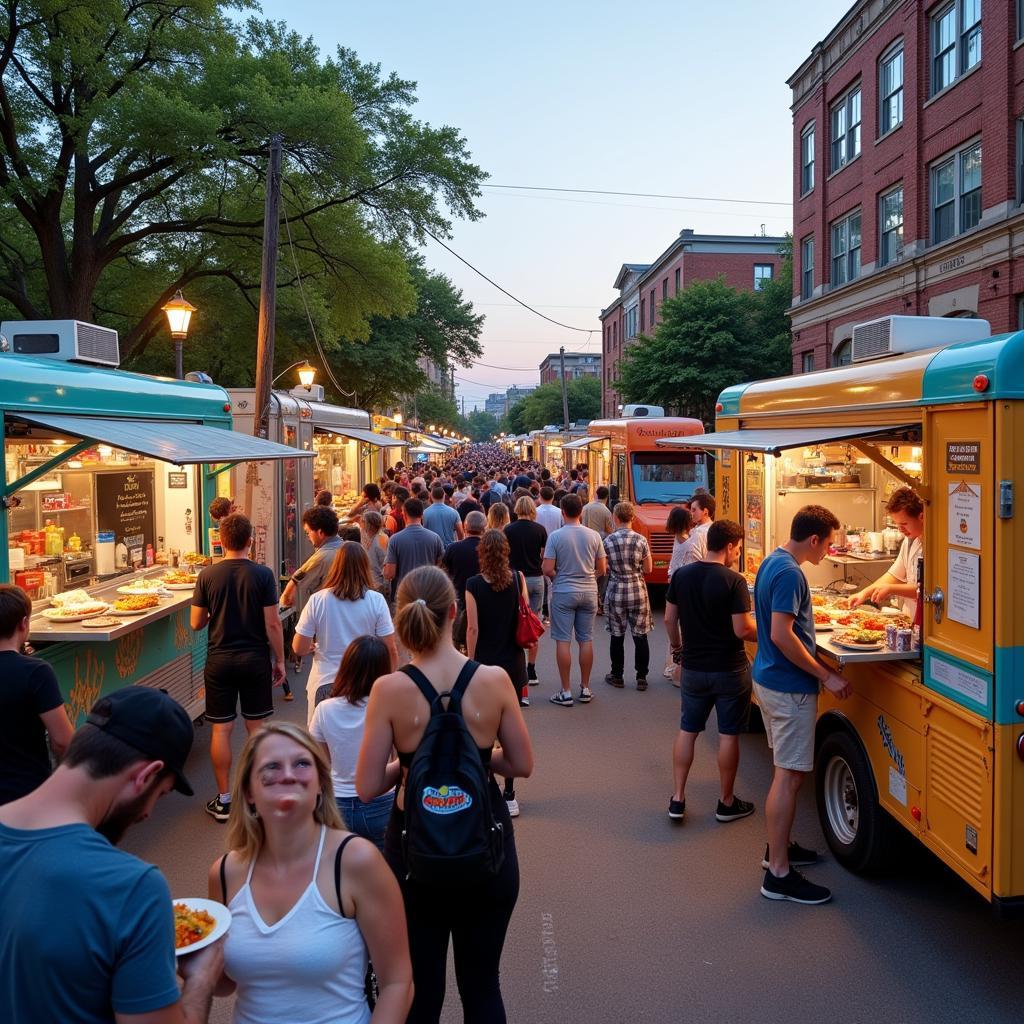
<box><xmin>946</xmin><ymin>441</ymin><xmax>980</xmax><ymax>474</ymax></box>
<box><xmin>97</xmin><ymin>472</ymin><xmax>154</xmax><ymax>561</ymax></box>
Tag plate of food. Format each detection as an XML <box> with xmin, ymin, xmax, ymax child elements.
<box><xmin>113</xmin><ymin>594</ymin><xmax>161</xmax><ymax>614</ymax></box>
<box><xmin>80</xmin><ymin>615</ymin><xmax>126</xmax><ymax>629</ymax></box>
<box><xmin>162</xmin><ymin>571</ymin><xmax>199</xmax><ymax>590</ymax></box>
<box><xmin>173</xmin><ymin>898</ymin><xmax>231</xmax><ymax>956</ymax></box>
<box><xmin>832</xmin><ymin>628</ymin><xmax>886</xmax><ymax>651</ymax></box>
<box><xmin>181</xmin><ymin>552</ymin><xmax>211</xmax><ymax>567</ymax></box>
<box><xmin>813</xmin><ymin>610</ymin><xmax>834</xmax><ymax>631</ymax></box>
<box><xmin>41</xmin><ymin>602</ymin><xmax>110</xmax><ymax>622</ymax></box>
<box><xmin>117</xmin><ymin>578</ymin><xmax>170</xmax><ymax>596</ymax></box>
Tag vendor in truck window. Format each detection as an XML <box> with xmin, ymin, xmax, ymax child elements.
<box><xmin>849</xmin><ymin>487</ymin><xmax>924</xmax><ymax>619</ymax></box>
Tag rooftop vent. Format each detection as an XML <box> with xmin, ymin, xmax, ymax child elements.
<box><xmin>0</xmin><ymin>319</ymin><xmax>120</xmax><ymax>367</ymax></box>
<box><xmin>851</xmin><ymin>315</ymin><xmax>990</xmax><ymax>363</ymax></box>
<box><xmin>622</xmin><ymin>404</ymin><xmax>665</xmax><ymax>417</ymax></box>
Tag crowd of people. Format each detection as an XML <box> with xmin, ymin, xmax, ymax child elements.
<box><xmin>0</xmin><ymin>441</ymin><xmax>929</xmax><ymax>1021</ymax></box>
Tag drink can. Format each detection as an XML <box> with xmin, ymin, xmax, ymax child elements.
<box><xmin>911</xmin><ymin>624</ymin><xmax>921</xmax><ymax>650</ymax></box>
<box><xmin>885</xmin><ymin>623</ymin><xmax>899</xmax><ymax>649</ymax></box>
<box><xmin>896</xmin><ymin>628</ymin><xmax>912</xmax><ymax>653</ymax></box>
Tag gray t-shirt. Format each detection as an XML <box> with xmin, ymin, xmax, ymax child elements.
<box><xmin>292</xmin><ymin>535</ymin><xmax>343</xmax><ymax>605</ymax></box>
<box><xmin>581</xmin><ymin>500</ymin><xmax>614</xmax><ymax>535</ymax></box>
<box><xmin>422</xmin><ymin>502</ymin><xmax>461</xmax><ymax>548</ymax></box>
<box><xmin>544</xmin><ymin>524</ymin><xmax>605</xmax><ymax>594</ymax></box>
<box><xmin>384</xmin><ymin>524</ymin><xmax>444</xmax><ymax>591</ymax></box>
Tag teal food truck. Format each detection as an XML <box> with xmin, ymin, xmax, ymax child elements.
<box><xmin>0</xmin><ymin>320</ymin><xmax>310</xmax><ymax>724</ymax></box>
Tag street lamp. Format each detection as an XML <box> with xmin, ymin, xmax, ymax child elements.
<box><xmin>271</xmin><ymin>360</ymin><xmax>317</xmax><ymax>391</ymax></box>
<box><xmin>393</xmin><ymin>410</ymin><xmax>403</xmax><ymax>425</ymax></box>
<box><xmin>162</xmin><ymin>290</ymin><xmax>197</xmax><ymax>380</ymax></box>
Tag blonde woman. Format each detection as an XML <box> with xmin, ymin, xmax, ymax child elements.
<box><xmin>208</xmin><ymin>722</ymin><xmax>412</xmax><ymax>1024</ymax></box>
<box><xmin>486</xmin><ymin>501</ymin><xmax>510</xmax><ymax>531</ymax></box>
<box><xmin>357</xmin><ymin>566</ymin><xmax>533</xmax><ymax>1024</ymax></box>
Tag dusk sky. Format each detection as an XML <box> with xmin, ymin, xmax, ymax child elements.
<box><xmin>258</xmin><ymin>0</ymin><xmax>854</xmax><ymax>411</ymax></box>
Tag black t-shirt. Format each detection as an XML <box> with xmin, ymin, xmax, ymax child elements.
<box><xmin>193</xmin><ymin>559</ymin><xmax>278</xmax><ymax>654</ymax></box>
<box><xmin>457</xmin><ymin>498</ymin><xmax>483</xmax><ymax>522</ymax></box>
<box><xmin>442</xmin><ymin>536</ymin><xmax>481</xmax><ymax>604</ymax></box>
<box><xmin>0</xmin><ymin>651</ymin><xmax>64</xmax><ymax>804</ymax></box>
<box><xmin>504</xmin><ymin>519</ymin><xmax>547</xmax><ymax>577</ymax></box>
<box><xmin>666</xmin><ymin>562</ymin><xmax>751</xmax><ymax>672</ymax></box>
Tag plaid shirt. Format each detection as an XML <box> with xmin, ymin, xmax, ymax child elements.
<box><xmin>602</xmin><ymin>527</ymin><xmax>653</xmax><ymax>636</ymax></box>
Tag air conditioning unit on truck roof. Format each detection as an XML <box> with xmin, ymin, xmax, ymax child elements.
<box><xmin>850</xmin><ymin>315</ymin><xmax>989</xmax><ymax>363</ymax></box>
<box><xmin>622</xmin><ymin>404</ymin><xmax>664</xmax><ymax>417</ymax></box>
<box><xmin>0</xmin><ymin>319</ymin><xmax>120</xmax><ymax>367</ymax></box>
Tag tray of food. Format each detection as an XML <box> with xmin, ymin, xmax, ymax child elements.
<box><xmin>831</xmin><ymin>628</ymin><xmax>886</xmax><ymax>651</ymax></box>
<box><xmin>173</xmin><ymin>898</ymin><xmax>231</xmax><ymax>956</ymax></box>
<box><xmin>813</xmin><ymin>610</ymin><xmax>834</xmax><ymax>632</ymax></box>
<box><xmin>41</xmin><ymin>602</ymin><xmax>110</xmax><ymax>622</ymax></box>
<box><xmin>80</xmin><ymin>615</ymin><xmax>126</xmax><ymax>629</ymax></box>
<box><xmin>113</xmin><ymin>594</ymin><xmax>161</xmax><ymax>614</ymax></box>
<box><xmin>161</xmin><ymin>570</ymin><xmax>199</xmax><ymax>590</ymax></box>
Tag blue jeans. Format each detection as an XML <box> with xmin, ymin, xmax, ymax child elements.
<box><xmin>335</xmin><ymin>792</ymin><xmax>395</xmax><ymax>851</ymax></box>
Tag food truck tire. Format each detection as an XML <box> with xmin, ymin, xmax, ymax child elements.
<box><xmin>815</xmin><ymin>729</ymin><xmax>893</xmax><ymax>873</ymax></box>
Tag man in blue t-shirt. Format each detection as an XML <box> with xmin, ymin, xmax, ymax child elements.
<box><xmin>752</xmin><ymin>504</ymin><xmax>849</xmax><ymax>907</ymax></box>
<box><xmin>422</xmin><ymin>485</ymin><xmax>464</xmax><ymax>549</ymax></box>
<box><xmin>0</xmin><ymin>687</ymin><xmax>222</xmax><ymax>1023</ymax></box>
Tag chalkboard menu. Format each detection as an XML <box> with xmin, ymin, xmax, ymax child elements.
<box><xmin>96</xmin><ymin>471</ymin><xmax>155</xmax><ymax>564</ymax></box>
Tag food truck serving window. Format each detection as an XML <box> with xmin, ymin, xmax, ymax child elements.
<box><xmin>631</xmin><ymin>451</ymin><xmax>707</xmax><ymax>503</ymax></box>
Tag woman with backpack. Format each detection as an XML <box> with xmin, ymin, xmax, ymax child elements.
<box><xmin>356</xmin><ymin>565</ymin><xmax>534</xmax><ymax>1024</ymax></box>
<box><xmin>208</xmin><ymin>721</ymin><xmax>412</xmax><ymax>1023</ymax></box>
<box><xmin>465</xmin><ymin>529</ymin><xmax>531</xmax><ymax>817</ymax></box>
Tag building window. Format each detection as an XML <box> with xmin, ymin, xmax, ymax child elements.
<box><xmin>830</xmin><ymin>210</ymin><xmax>861</xmax><ymax>287</ymax></box>
<box><xmin>931</xmin><ymin>0</ymin><xmax>980</xmax><ymax>96</ymax></box>
<box><xmin>753</xmin><ymin>264</ymin><xmax>773</xmax><ymax>291</ymax></box>
<box><xmin>639</xmin><ymin>299</ymin><xmax>646</xmax><ymax>332</ymax></box>
<box><xmin>879</xmin><ymin>44</ymin><xmax>903</xmax><ymax>135</ymax></box>
<box><xmin>931</xmin><ymin>142</ymin><xmax>981</xmax><ymax>244</ymax></box>
<box><xmin>650</xmin><ymin>288</ymin><xmax>656</xmax><ymax>327</ymax></box>
<box><xmin>1017</xmin><ymin>119</ymin><xmax>1024</xmax><ymax>205</ymax></box>
<box><xmin>830</xmin><ymin>87</ymin><xmax>861</xmax><ymax>172</ymax></box>
<box><xmin>674</xmin><ymin>268</ymin><xmax>681</xmax><ymax>293</ymax></box>
<box><xmin>626</xmin><ymin>305</ymin><xmax>637</xmax><ymax>338</ymax></box>
<box><xmin>879</xmin><ymin>185</ymin><xmax>904</xmax><ymax>266</ymax></box>
<box><xmin>801</xmin><ymin>351</ymin><xmax>815</xmax><ymax>373</ymax></box>
<box><xmin>662</xmin><ymin>279</ymin><xmax>668</xmax><ymax>301</ymax></box>
<box><xmin>832</xmin><ymin>340</ymin><xmax>853</xmax><ymax>367</ymax></box>
<box><xmin>801</xmin><ymin>122</ymin><xmax>815</xmax><ymax>193</ymax></box>
<box><xmin>1020</xmin><ymin>0</ymin><xmax>1024</xmax><ymax>42</ymax></box>
<box><xmin>801</xmin><ymin>237</ymin><xmax>814</xmax><ymax>300</ymax></box>
<box><xmin>1018</xmin><ymin>294</ymin><xmax>1024</xmax><ymax>329</ymax></box>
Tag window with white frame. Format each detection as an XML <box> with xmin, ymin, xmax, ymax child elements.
<box><xmin>801</xmin><ymin>351</ymin><xmax>815</xmax><ymax>373</ymax></box>
<box><xmin>801</xmin><ymin>123</ymin><xmax>815</xmax><ymax>193</ymax></box>
<box><xmin>830</xmin><ymin>87</ymin><xmax>861</xmax><ymax>172</ymax></box>
<box><xmin>931</xmin><ymin>0</ymin><xmax>980</xmax><ymax>96</ymax></box>
<box><xmin>931</xmin><ymin>142</ymin><xmax>981</xmax><ymax>244</ymax></box>
<box><xmin>879</xmin><ymin>44</ymin><xmax>903</xmax><ymax>135</ymax></box>
<box><xmin>830</xmin><ymin>210</ymin><xmax>861</xmax><ymax>287</ymax></box>
<box><xmin>801</xmin><ymin>237</ymin><xmax>814</xmax><ymax>300</ymax></box>
<box><xmin>753</xmin><ymin>264</ymin><xmax>773</xmax><ymax>291</ymax></box>
<box><xmin>879</xmin><ymin>185</ymin><xmax>904</xmax><ymax>266</ymax></box>
<box><xmin>625</xmin><ymin>305</ymin><xmax>638</xmax><ymax>338</ymax></box>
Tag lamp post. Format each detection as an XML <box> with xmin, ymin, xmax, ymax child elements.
<box><xmin>162</xmin><ymin>291</ymin><xmax>196</xmax><ymax>380</ymax></box>
<box><xmin>270</xmin><ymin>360</ymin><xmax>316</xmax><ymax>391</ymax></box>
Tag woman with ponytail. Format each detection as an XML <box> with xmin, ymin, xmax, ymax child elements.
<box><xmin>356</xmin><ymin>566</ymin><xmax>534</xmax><ymax>1024</ymax></box>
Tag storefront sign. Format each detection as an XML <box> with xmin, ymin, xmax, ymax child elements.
<box><xmin>97</xmin><ymin>471</ymin><xmax>155</xmax><ymax>555</ymax></box>
<box><xmin>946</xmin><ymin>441</ymin><xmax>980</xmax><ymax>474</ymax></box>
<box><xmin>947</xmin><ymin>550</ymin><xmax>980</xmax><ymax>629</ymax></box>
<box><xmin>167</xmin><ymin>472</ymin><xmax>188</xmax><ymax>489</ymax></box>
<box><xmin>948</xmin><ymin>481</ymin><xmax>981</xmax><ymax>549</ymax></box>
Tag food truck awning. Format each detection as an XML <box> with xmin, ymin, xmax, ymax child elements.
<box><xmin>562</xmin><ymin>435</ymin><xmax>610</xmax><ymax>450</ymax></box>
<box><xmin>656</xmin><ymin>425</ymin><xmax>918</xmax><ymax>456</ymax></box>
<box><xmin>11</xmin><ymin>413</ymin><xmax>313</xmax><ymax>464</ymax></box>
<box><xmin>324</xmin><ymin>427</ymin><xmax>406</xmax><ymax>449</ymax></box>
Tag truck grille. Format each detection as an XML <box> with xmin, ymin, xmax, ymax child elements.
<box><xmin>648</xmin><ymin>531</ymin><xmax>674</xmax><ymax>555</ymax></box>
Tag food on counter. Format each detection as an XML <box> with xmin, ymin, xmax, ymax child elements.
<box><xmin>42</xmin><ymin>602</ymin><xmax>109</xmax><ymax>621</ymax></box>
<box><xmin>835</xmin><ymin>628</ymin><xmax>886</xmax><ymax>646</ymax></box>
<box><xmin>50</xmin><ymin>589</ymin><xmax>98</xmax><ymax>607</ymax></box>
<box><xmin>813</xmin><ymin>610</ymin><xmax>833</xmax><ymax>626</ymax></box>
<box><xmin>114</xmin><ymin>594</ymin><xmax>160</xmax><ymax>612</ymax></box>
<box><xmin>174</xmin><ymin>903</ymin><xmax>216</xmax><ymax>950</ymax></box>
<box><xmin>81</xmin><ymin>616</ymin><xmax>125</xmax><ymax>628</ymax></box>
<box><xmin>181</xmin><ymin>552</ymin><xmax>210</xmax><ymax>567</ymax></box>
<box><xmin>163</xmin><ymin>570</ymin><xmax>198</xmax><ymax>586</ymax></box>
<box><xmin>116</xmin><ymin>579</ymin><xmax>168</xmax><ymax>595</ymax></box>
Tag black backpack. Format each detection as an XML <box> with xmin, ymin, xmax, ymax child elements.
<box><xmin>399</xmin><ymin>660</ymin><xmax>505</xmax><ymax>885</ymax></box>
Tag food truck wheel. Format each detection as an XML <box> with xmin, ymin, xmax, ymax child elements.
<box><xmin>815</xmin><ymin>730</ymin><xmax>891</xmax><ymax>873</ymax></box>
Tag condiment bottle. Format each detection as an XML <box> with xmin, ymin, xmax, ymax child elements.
<box><xmin>67</xmin><ymin>531</ymin><xmax>81</xmax><ymax>553</ymax></box>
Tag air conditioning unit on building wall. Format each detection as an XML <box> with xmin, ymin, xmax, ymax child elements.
<box><xmin>850</xmin><ymin>315</ymin><xmax>990</xmax><ymax>363</ymax></box>
<box><xmin>0</xmin><ymin>319</ymin><xmax>120</xmax><ymax>367</ymax></box>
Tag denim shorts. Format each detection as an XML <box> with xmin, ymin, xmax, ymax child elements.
<box><xmin>525</xmin><ymin>575</ymin><xmax>544</xmax><ymax>615</ymax></box>
<box><xmin>680</xmin><ymin>667</ymin><xmax>752</xmax><ymax>735</ymax></box>
<box><xmin>335</xmin><ymin>792</ymin><xmax>395</xmax><ymax>852</ymax></box>
<box><xmin>550</xmin><ymin>590</ymin><xmax>598</xmax><ymax>643</ymax></box>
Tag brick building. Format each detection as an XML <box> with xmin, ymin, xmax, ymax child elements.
<box><xmin>539</xmin><ymin>351</ymin><xmax>601</xmax><ymax>385</ymax></box>
<box><xmin>790</xmin><ymin>0</ymin><xmax>1024</xmax><ymax>372</ymax></box>
<box><xmin>599</xmin><ymin>229</ymin><xmax>786</xmax><ymax>416</ymax></box>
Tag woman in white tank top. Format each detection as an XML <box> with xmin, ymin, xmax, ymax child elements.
<box><xmin>207</xmin><ymin>722</ymin><xmax>412</xmax><ymax>1024</ymax></box>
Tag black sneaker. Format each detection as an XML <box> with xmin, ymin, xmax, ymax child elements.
<box><xmin>760</xmin><ymin>868</ymin><xmax>832</xmax><ymax>904</ymax></box>
<box><xmin>761</xmin><ymin>841</ymin><xmax>820</xmax><ymax>870</ymax></box>
<box><xmin>636</xmin><ymin>676</ymin><xmax>648</xmax><ymax>691</ymax></box>
<box><xmin>527</xmin><ymin>663</ymin><xmax>538</xmax><ymax>684</ymax></box>
<box><xmin>604</xmin><ymin>672</ymin><xmax>624</xmax><ymax>688</ymax></box>
<box><xmin>715</xmin><ymin>796</ymin><xmax>755</xmax><ymax>822</ymax></box>
<box><xmin>668</xmin><ymin>798</ymin><xmax>686</xmax><ymax>821</ymax></box>
<box><xmin>205</xmin><ymin>797</ymin><xmax>230</xmax><ymax>823</ymax></box>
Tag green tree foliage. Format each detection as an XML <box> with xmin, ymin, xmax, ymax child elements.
<box><xmin>0</xmin><ymin>2</ymin><xmax>485</xmax><ymax>371</ymax></box>
<box><xmin>616</xmin><ymin>268</ymin><xmax>792</xmax><ymax>425</ymax></box>
<box><xmin>502</xmin><ymin>377</ymin><xmax>601</xmax><ymax>433</ymax></box>
<box><xmin>414</xmin><ymin>387</ymin><xmax>463</xmax><ymax>435</ymax></box>
<box><xmin>465</xmin><ymin>409</ymin><xmax>500</xmax><ymax>441</ymax></box>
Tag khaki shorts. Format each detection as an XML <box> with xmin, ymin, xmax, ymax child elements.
<box><xmin>753</xmin><ymin>682</ymin><xmax>818</xmax><ymax>773</ymax></box>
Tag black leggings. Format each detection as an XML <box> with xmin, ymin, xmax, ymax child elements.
<box><xmin>384</xmin><ymin>788</ymin><xmax>520</xmax><ymax>1024</ymax></box>
<box><xmin>610</xmin><ymin>632</ymin><xmax>650</xmax><ymax>678</ymax></box>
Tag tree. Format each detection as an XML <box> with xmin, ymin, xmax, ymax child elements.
<box><xmin>0</xmin><ymin>3</ymin><xmax>485</xmax><ymax>363</ymax></box>
<box><xmin>414</xmin><ymin>387</ymin><xmax>462</xmax><ymax>434</ymax></box>
<box><xmin>502</xmin><ymin>377</ymin><xmax>601</xmax><ymax>433</ymax></box>
<box><xmin>465</xmin><ymin>409</ymin><xmax>500</xmax><ymax>441</ymax></box>
<box><xmin>616</xmin><ymin>274</ymin><xmax>792</xmax><ymax>425</ymax></box>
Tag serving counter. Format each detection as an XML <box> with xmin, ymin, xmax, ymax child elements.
<box><xmin>816</xmin><ymin>635</ymin><xmax>919</xmax><ymax>669</ymax></box>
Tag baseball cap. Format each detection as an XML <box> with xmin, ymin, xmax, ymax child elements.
<box><xmin>86</xmin><ymin>687</ymin><xmax>195</xmax><ymax>796</ymax></box>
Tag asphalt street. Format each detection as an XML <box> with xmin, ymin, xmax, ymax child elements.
<box><xmin>124</xmin><ymin>602</ymin><xmax>1023</xmax><ymax>1024</ymax></box>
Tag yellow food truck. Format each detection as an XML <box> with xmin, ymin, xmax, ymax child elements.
<box><xmin>659</xmin><ymin>315</ymin><xmax>1024</xmax><ymax>915</ymax></box>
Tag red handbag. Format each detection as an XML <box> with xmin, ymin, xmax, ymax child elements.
<box><xmin>515</xmin><ymin>572</ymin><xmax>545</xmax><ymax>647</ymax></box>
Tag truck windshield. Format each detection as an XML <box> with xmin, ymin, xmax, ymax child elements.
<box><xmin>631</xmin><ymin>451</ymin><xmax>707</xmax><ymax>504</ymax></box>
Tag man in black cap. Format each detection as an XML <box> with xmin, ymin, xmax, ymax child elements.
<box><xmin>0</xmin><ymin>687</ymin><xmax>222</xmax><ymax>1023</ymax></box>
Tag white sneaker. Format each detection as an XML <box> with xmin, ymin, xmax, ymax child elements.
<box><xmin>578</xmin><ymin>687</ymin><xmax>593</xmax><ymax>703</ymax></box>
<box><xmin>506</xmin><ymin>798</ymin><xmax>520</xmax><ymax>818</ymax></box>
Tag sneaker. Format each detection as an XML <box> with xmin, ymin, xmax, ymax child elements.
<box><xmin>577</xmin><ymin>686</ymin><xmax>593</xmax><ymax>703</ymax></box>
<box><xmin>604</xmin><ymin>672</ymin><xmax>624</xmax><ymax>688</ymax></box>
<box><xmin>636</xmin><ymin>676</ymin><xmax>648</xmax><ymax>691</ymax></box>
<box><xmin>527</xmin><ymin>663</ymin><xmax>538</xmax><ymax>684</ymax></box>
<box><xmin>668</xmin><ymin>798</ymin><xmax>686</xmax><ymax>821</ymax></box>
<box><xmin>761</xmin><ymin>841</ymin><xmax>820</xmax><ymax>870</ymax></box>
<box><xmin>505</xmin><ymin>798</ymin><xmax>520</xmax><ymax>818</ymax></box>
<box><xmin>283</xmin><ymin>690</ymin><xmax>294</xmax><ymax>702</ymax></box>
<box><xmin>519</xmin><ymin>695</ymin><xmax>530</xmax><ymax>707</ymax></box>
<box><xmin>550</xmin><ymin>691</ymin><xmax>574</xmax><ymax>707</ymax></box>
<box><xmin>663</xmin><ymin>662</ymin><xmax>675</xmax><ymax>678</ymax></box>
<box><xmin>760</xmin><ymin>868</ymin><xmax>832</xmax><ymax>905</ymax></box>
<box><xmin>205</xmin><ymin>797</ymin><xmax>230</xmax><ymax>823</ymax></box>
<box><xmin>715</xmin><ymin>796</ymin><xmax>755</xmax><ymax>822</ymax></box>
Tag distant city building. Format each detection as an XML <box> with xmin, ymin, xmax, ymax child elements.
<box><xmin>484</xmin><ymin>392</ymin><xmax>507</xmax><ymax>418</ymax></box>
<box><xmin>599</xmin><ymin>228</ymin><xmax>786</xmax><ymax>415</ymax></box>
<box><xmin>483</xmin><ymin>384</ymin><xmax>538</xmax><ymax>418</ymax></box>
<box><xmin>539</xmin><ymin>352</ymin><xmax>601</xmax><ymax>385</ymax></box>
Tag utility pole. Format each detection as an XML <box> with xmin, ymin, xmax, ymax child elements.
<box><xmin>559</xmin><ymin>346</ymin><xmax>570</xmax><ymax>430</ymax></box>
<box><xmin>252</xmin><ymin>133</ymin><xmax>283</xmax><ymax>441</ymax></box>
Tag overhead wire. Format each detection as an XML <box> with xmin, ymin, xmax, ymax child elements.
<box><xmin>482</xmin><ymin>183</ymin><xmax>792</xmax><ymax>206</ymax></box>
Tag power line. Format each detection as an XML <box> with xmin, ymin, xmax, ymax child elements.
<box><xmin>482</xmin><ymin>183</ymin><xmax>792</xmax><ymax>207</ymax></box>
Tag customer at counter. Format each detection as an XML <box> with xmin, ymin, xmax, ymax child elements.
<box><xmin>849</xmin><ymin>486</ymin><xmax>924</xmax><ymax>619</ymax></box>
